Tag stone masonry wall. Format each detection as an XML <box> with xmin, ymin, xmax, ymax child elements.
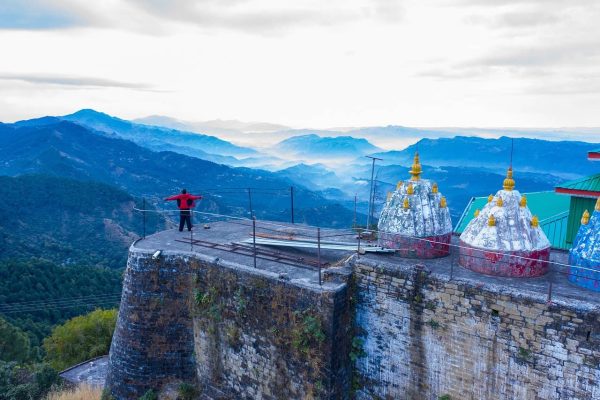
<box><xmin>105</xmin><ymin>240</ymin><xmax>600</xmax><ymax>400</ymax></box>
<box><xmin>351</xmin><ymin>256</ymin><xmax>600</xmax><ymax>400</ymax></box>
<box><xmin>105</xmin><ymin>249</ymin><xmax>197</xmax><ymax>399</ymax></box>
<box><xmin>191</xmin><ymin>257</ymin><xmax>352</xmax><ymax>400</ymax></box>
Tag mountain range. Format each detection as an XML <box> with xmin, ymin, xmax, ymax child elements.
<box><xmin>134</xmin><ymin>115</ymin><xmax>290</xmax><ymax>135</ymax></box>
<box><xmin>61</xmin><ymin>109</ymin><xmax>257</xmax><ymax>157</ymax></box>
<box><xmin>3</xmin><ymin>108</ymin><xmax>598</xmax><ymax>230</ymax></box>
<box><xmin>0</xmin><ymin>118</ymin><xmax>360</xmax><ymax>228</ymax></box>
<box><xmin>367</xmin><ymin>136</ymin><xmax>597</xmax><ymax>179</ymax></box>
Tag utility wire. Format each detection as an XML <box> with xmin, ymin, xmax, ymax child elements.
<box><xmin>0</xmin><ymin>293</ymin><xmax>123</xmax><ymax>309</ymax></box>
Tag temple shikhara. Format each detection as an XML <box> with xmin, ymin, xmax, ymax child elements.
<box><xmin>569</xmin><ymin>198</ymin><xmax>600</xmax><ymax>291</ymax></box>
<box><xmin>458</xmin><ymin>167</ymin><xmax>551</xmax><ymax>277</ymax></box>
<box><xmin>377</xmin><ymin>152</ymin><xmax>452</xmax><ymax>258</ymax></box>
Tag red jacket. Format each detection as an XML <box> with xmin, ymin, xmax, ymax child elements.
<box><xmin>165</xmin><ymin>193</ymin><xmax>202</xmax><ymax>210</ymax></box>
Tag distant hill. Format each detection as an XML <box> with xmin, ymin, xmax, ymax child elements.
<box><xmin>0</xmin><ymin>121</ymin><xmax>357</xmax><ymax>227</ymax></box>
<box><xmin>274</xmin><ymin>163</ymin><xmax>341</xmax><ymax>189</ymax></box>
<box><xmin>58</xmin><ymin>109</ymin><xmax>257</xmax><ymax>158</ymax></box>
<box><xmin>135</xmin><ymin>115</ymin><xmax>290</xmax><ymax>135</ymax></box>
<box><xmin>274</xmin><ymin>134</ymin><xmax>381</xmax><ymax>158</ymax></box>
<box><xmin>368</xmin><ymin>136</ymin><xmax>598</xmax><ymax>179</ymax></box>
<box><xmin>0</xmin><ymin>174</ymin><xmax>165</xmax><ymax>268</ymax></box>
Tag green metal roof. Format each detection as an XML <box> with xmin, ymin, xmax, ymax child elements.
<box><xmin>454</xmin><ymin>191</ymin><xmax>571</xmax><ymax>249</ymax></box>
<box><xmin>555</xmin><ymin>173</ymin><xmax>600</xmax><ymax>195</ymax></box>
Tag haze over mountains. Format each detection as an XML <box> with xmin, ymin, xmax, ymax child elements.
<box><xmin>132</xmin><ymin>113</ymin><xmax>600</xmax><ymax>149</ymax></box>
<box><xmin>0</xmin><ymin>116</ymin><xmax>360</xmax><ymax>229</ymax></box>
<box><xmin>2</xmin><ymin>108</ymin><xmax>598</xmax><ymax>229</ymax></box>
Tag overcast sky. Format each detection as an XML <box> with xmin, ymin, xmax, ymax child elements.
<box><xmin>1</xmin><ymin>0</ymin><xmax>599</xmax><ymax>128</ymax></box>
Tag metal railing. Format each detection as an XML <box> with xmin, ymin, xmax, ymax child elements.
<box><xmin>539</xmin><ymin>211</ymin><xmax>570</xmax><ymax>250</ymax></box>
<box><xmin>134</xmin><ymin>204</ymin><xmax>600</xmax><ymax>301</ymax></box>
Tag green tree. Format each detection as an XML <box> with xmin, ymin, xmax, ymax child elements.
<box><xmin>0</xmin><ymin>259</ymin><xmax>123</xmax><ymax>348</ymax></box>
<box><xmin>0</xmin><ymin>318</ymin><xmax>30</xmax><ymax>363</ymax></box>
<box><xmin>43</xmin><ymin>309</ymin><xmax>117</xmax><ymax>371</ymax></box>
<box><xmin>0</xmin><ymin>361</ymin><xmax>59</xmax><ymax>400</ymax></box>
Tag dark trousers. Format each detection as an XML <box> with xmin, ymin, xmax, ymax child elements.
<box><xmin>179</xmin><ymin>210</ymin><xmax>192</xmax><ymax>231</ymax></box>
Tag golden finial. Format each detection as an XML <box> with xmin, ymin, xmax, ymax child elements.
<box><xmin>488</xmin><ymin>214</ymin><xmax>496</xmax><ymax>227</ymax></box>
<box><xmin>407</xmin><ymin>183</ymin><xmax>414</xmax><ymax>195</ymax></box>
<box><xmin>595</xmin><ymin>197</ymin><xmax>600</xmax><ymax>212</ymax></box>
<box><xmin>432</xmin><ymin>182</ymin><xmax>438</xmax><ymax>194</ymax></box>
<box><xmin>488</xmin><ymin>194</ymin><xmax>494</xmax><ymax>203</ymax></box>
<box><xmin>440</xmin><ymin>196</ymin><xmax>447</xmax><ymax>208</ymax></box>
<box><xmin>496</xmin><ymin>197</ymin><xmax>503</xmax><ymax>207</ymax></box>
<box><xmin>474</xmin><ymin>209</ymin><xmax>480</xmax><ymax>217</ymax></box>
<box><xmin>387</xmin><ymin>192</ymin><xmax>392</xmax><ymax>202</ymax></box>
<box><xmin>582</xmin><ymin>209</ymin><xmax>590</xmax><ymax>225</ymax></box>
<box><xmin>503</xmin><ymin>167</ymin><xmax>515</xmax><ymax>191</ymax></box>
<box><xmin>531</xmin><ymin>215</ymin><xmax>539</xmax><ymax>228</ymax></box>
<box><xmin>396</xmin><ymin>181</ymin><xmax>403</xmax><ymax>190</ymax></box>
<box><xmin>520</xmin><ymin>195</ymin><xmax>527</xmax><ymax>207</ymax></box>
<box><xmin>409</xmin><ymin>152</ymin><xmax>422</xmax><ymax>181</ymax></box>
<box><xmin>403</xmin><ymin>197</ymin><xmax>410</xmax><ymax>209</ymax></box>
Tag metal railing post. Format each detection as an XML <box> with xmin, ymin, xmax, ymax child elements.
<box><xmin>353</xmin><ymin>194</ymin><xmax>357</xmax><ymax>229</ymax></box>
<box><xmin>290</xmin><ymin>186</ymin><xmax>295</xmax><ymax>224</ymax></box>
<box><xmin>253</xmin><ymin>217</ymin><xmax>257</xmax><ymax>268</ymax></box>
<box><xmin>547</xmin><ymin>280</ymin><xmax>553</xmax><ymax>303</ymax></box>
<box><xmin>357</xmin><ymin>230</ymin><xmax>361</xmax><ymax>259</ymax></box>
<box><xmin>142</xmin><ymin>197</ymin><xmax>146</xmax><ymax>239</ymax></box>
<box><xmin>317</xmin><ymin>227</ymin><xmax>322</xmax><ymax>286</ymax></box>
<box><xmin>190</xmin><ymin>211</ymin><xmax>193</xmax><ymax>252</ymax></box>
<box><xmin>247</xmin><ymin>187</ymin><xmax>253</xmax><ymax>219</ymax></box>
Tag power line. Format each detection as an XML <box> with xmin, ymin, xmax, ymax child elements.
<box><xmin>0</xmin><ymin>293</ymin><xmax>123</xmax><ymax>308</ymax></box>
<box><xmin>0</xmin><ymin>299</ymin><xmax>121</xmax><ymax>314</ymax></box>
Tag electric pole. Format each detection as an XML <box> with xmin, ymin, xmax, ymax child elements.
<box><xmin>365</xmin><ymin>155</ymin><xmax>383</xmax><ymax>230</ymax></box>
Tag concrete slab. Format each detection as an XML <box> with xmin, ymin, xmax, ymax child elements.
<box><xmin>134</xmin><ymin>220</ymin><xmax>355</xmax><ymax>286</ymax></box>
<box><xmin>59</xmin><ymin>355</ymin><xmax>108</xmax><ymax>387</ymax></box>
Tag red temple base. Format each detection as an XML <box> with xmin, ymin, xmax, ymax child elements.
<box><xmin>378</xmin><ymin>232</ymin><xmax>451</xmax><ymax>259</ymax></box>
<box><xmin>458</xmin><ymin>240</ymin><xmax>550</xmax><ymax>277</ymax></box>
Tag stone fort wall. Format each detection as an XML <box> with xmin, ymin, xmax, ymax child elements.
<box><xmin>191</xmin><ymin>254</ymin><xmax>352</xmax><ymax>400</ymax></box>
<box><xmin>352</xmin><ymin>257</ymin><xmax>600</xmax><ymax>400</ymax></box>
<box><xmin>105</xmin><ymin>247</ymin><xmax>600</xmax><ymax>399</ymax></box>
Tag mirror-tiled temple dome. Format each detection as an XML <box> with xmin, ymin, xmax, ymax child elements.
<box><xmin>569</xmin><ymin>198</ymin><xmax>600</xmax><ymax>291</ymax></box>
<box><xmin>377</xmin><ymin>153</ymin><xmax>452</xmax><ymax>258</ymax></box>
<box><xmin>459</xmin><ymin>168</ymin><xmax>551</xmax><ymax>277</ymax></box>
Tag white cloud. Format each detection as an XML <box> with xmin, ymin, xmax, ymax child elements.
<box><xmin>0</xmin><ymin>73</ymin><xmax>155</xmax><ymax>90</ymax></box>
<box><xmin>0</xmin><ymin>0</ymin><xmax>598</xmax><ymax>128</ymax></box>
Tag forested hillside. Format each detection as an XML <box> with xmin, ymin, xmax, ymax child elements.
<box><xmin>0</xmin><ymin>175</ymin><xmax>164</xmax><ymax>268</ymax></box>
<box><xmin>0</xmin><ymin>259</ymin><xmax>122</xmax><ymax>348</ymax></box>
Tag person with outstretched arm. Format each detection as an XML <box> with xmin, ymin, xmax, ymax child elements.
<box><xmin>164</xmin><ymin>189</ymin><xmax>203</xmax><ymax>232</ymax></box>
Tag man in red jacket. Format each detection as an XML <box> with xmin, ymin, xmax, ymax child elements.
<box><xmin>164</xmin><ymin>189</ymin><xmax>203</xmax><ymax>232</ymax></box>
